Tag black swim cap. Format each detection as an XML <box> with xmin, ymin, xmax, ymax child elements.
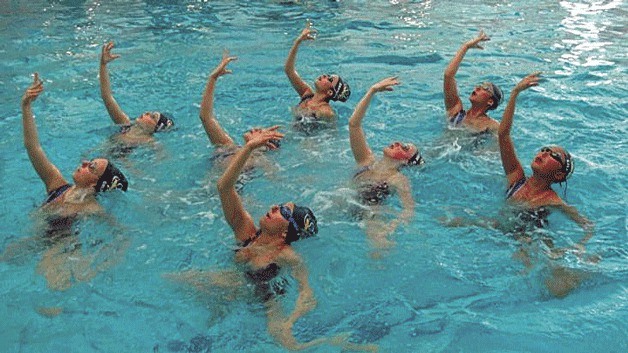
<box><xmin>155</xmin><ymin>112</ymin><xmax>174</xmax><ymax>132</ymax></box>
<box><xmin>330</xmin><ymin>76</ymin><xmax>351</xmax><ymax>102</ymax></box>
<box><xmin>95</xmin><ymin>161</ymin><xmax>128</xmax><ymax>192</ymax></box>
<box><xmin>561</xmin><ymin>149</ymin><xmax>574</xmax><ymax>181</ymax></box>
<box><xmin>285</xmin><ymin>205</ymin><xmax>318</xmax><ymax>244</ymax></box>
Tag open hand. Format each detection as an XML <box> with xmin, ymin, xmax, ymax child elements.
<box><xmin>514</xmin><ymin>72</ymin><xmax>541</xmax><ymax>93</ymax></box>
<box><xmin>245</xmin><ymin>126</ymin><xmax>284</xmax><ymax>150</ymax></box>
<box><xmin>101</xmin><ymin>41</ymin><xmax>120</xmax><ymax>65</ymax></box>
<box><xmin>211</xmin><ymin>49</ymin><xmax>237</xmax><ymax>78</ymax></box>
<box><xmin>371</xmin><ymin>76</ymin><xmax>400</xmax><ymax>93</ymax></box>
<box><xmin>297</xmin><ymin>20</ymin><xmax>317</xmax><ymax>43</ymax></box>
<box><xmin>465</xmin><ymin>30</ymin><xmax>490</xmax><ymax>50</ymax></box>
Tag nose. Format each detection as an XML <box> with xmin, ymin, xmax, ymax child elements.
<box><xmin>81</xmin><ymin>160</ymin><xmax>90</xmax><ymax>167</ymax></box>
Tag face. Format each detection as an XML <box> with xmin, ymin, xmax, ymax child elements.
<box><xmin>383</xmin><ymin>142</ymin><xmax>417</xmax><ymax>161</ymax></box>
<box><xmin>72</xmin><ymin>158</ymin><xmax>108</xmax><ymax>187</ymax></box>
<box><xmin>314</xmin><ymin>74</ymin><xmax>338</xmax><ymax>95</ymax></box>
<box><xmin>469</xmin><ymin>83</ymin><xmax>494</xmax><ymax>107</ymax></box>
<box><xmin>531</xmin><ymin>146</ymin><xmax>566</xmax><ymax>179</ymax></box>
<box><xmin>136</xmin><ymin>111</ymin><xmax>160</xmax><ymax>129</ymax></box>
<box><xmin>259</xmin><ymin>202</ymin><xmax>295</xmax><ymax>235</ymax></box>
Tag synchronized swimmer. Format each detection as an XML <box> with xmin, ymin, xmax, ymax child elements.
<box><xmin>9</xmin><ymin>25</ymin><xmax>595</xmax><ymax>351</ymax></box>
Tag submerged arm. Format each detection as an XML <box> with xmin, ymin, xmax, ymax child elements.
<box><xmin>21</xmin><ymin>74</ymin><xmax>67</xmax><ymax>192</ymax></box>
<box><xmin>200</xmin><ymin>52</ymin><xmax>237</xmax><ymax>146</ymax></box>
<box><xmin>284</xmin><ymin>21</ymin><xmax>316</xmax><ymax>98</ymax></box>
<box><xmin>99</xmin><ymin>41</ymin><xmax>130</xmax><ymax>125</ymax></box>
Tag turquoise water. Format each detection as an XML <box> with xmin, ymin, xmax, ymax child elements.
<box><xmin>1</xmin><ymin>1</ymin><xmax>626</xmax><ymax>352</ymax></box>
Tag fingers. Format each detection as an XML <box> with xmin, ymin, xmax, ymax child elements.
<box><xmin>264</xmin><ymin>125</ymin><xmax>281</xmax><ymax>131</ymax></box>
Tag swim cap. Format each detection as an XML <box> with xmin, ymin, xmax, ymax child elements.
<box><xmin>155</xmin><ymin>112</ymin><xmax>175</xmax><ymax>132</ymax></box>
<box><xmin>561</xmin><ymin>150</ymin><xmax>574</xmax><ymax>181</ymax></box>
<box><xmin>330</xmin><ymin>76</ymin><xmax>351</xmax><ymax>102</ymax></box>
<box><xmin>486</xmin><ymin>82</ymin><xmax>503</xmax><ymax>110</ymax></box>
<box><xmin>285</xmin><ymin>205</ymin><xmax>318</xmax><ymax>244</ymax></box>
<box><xmin>406</xmin><ymin>149</ymin><xmax>425</xmax><ymax>166</ymax></box>
<box><xmin>95</xmin><ymin>161</ymin><xmax>128</xmax><ymax>192</ymax></box>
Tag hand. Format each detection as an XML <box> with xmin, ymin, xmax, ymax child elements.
<box><xmin>514</xmin><ymin>72</ymin><xmax>541</xmax><ymax>93</ymax></box>
<box><xmin>101</xmin><ymin>41</ymin><xmax>120</xmax><ymax>65</ymax></box>
<box><xmin>465</xmin><ymin>30</ymin><xmax>490</xmax><ymax>50</ymax></box>
<box><xmin>371</xmin><ymin>76</ymin><xmax>399</xmax><ymax>93</ymax></box>
<box><xmin>210</xmin><ymin>49</ymin><xmax>237</xmax><ymax>79</ymax></box>
<box><xmin>22</xmin><ymin>73</ymin><xmax>44</xmax><ymax>105</ymax></box>
<box><xmin>244</xmin><ymin>126</ymin><xmax>284</xmax><ymax>150</ymax></box>
<box><xmin>296</xmin><ymin>20</ymin><xmax>317</xmax><ymax>43</ymax></box>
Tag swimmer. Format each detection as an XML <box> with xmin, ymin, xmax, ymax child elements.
<box><xmin>349</xmin><ymin>77</ymin><xmax>422</xmax><ymax>251</ymax></box>
<box><xmin>99</xmin><ymin>41</ymin><xmax>175</xmax><ymax>146</ymax></box>
<box><xmin>8</xmin><ymin>73</ymin><xmax>129</xmax><ymax>290</ymax></box>
<box><xmin>285</xmin><ymin>20</ymin><xmax>351</xmax><ymax>123</ymax></box>
<box><xmin>444</xmin><ymin>30</ymin><xmax>503</xmax><ymax>134</ymax></box>
<box><xmin>199</xmin><ymin>50</ymin><xmax>283</xmax><ymax>172</ymax></box>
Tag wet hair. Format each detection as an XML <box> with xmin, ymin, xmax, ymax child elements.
<box><xmin>486</xmin><ymin>82</ymin><xmax>503</xmax><ymax>111</ymax></box>
<box><xmin>330</xmin><ymin>76</ymin><xmax>351</xmax><ymax>102</ymax></box>
<box><xmin>155</xmin><ymin>112</ymin><xmax>175</xmax><ymax>132</ymax></box>
<box><xmin>95</xmin><ymin>161</ymin><xmax>128</xmax><ymax>192</ymax></box>
<box><xmin>284</xmin><ymin>205</ymin><xmax>318</xmax><ymax>244</ymax></box>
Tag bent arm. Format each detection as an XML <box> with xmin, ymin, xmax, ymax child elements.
<box><xmin>558</xmin><ymin>203</ymin><xmax>595</xmax><ymax>247</ymax></box>
<box><xmin>443</xmin><ymin>44</ymin><xmax>466</xmax><ymax>116</ymax></box>
<box><xmin>199</xmin><ymin>57</ymin><xmax>236</xmax><ymax>146</ymax></box>
<box><xmin>498</xmin><ymin>89</ymin><xmax>525</xmax><ymax>186</ymax></box>
<box><xmin>284</xmin><ymin>26</ymin><xmax>315</xmax><ymax>98</ymax></box>
<box><xmin>283</xmin><ymin>249</ymin><xmax>316</xmax><ymax>326</ymax></box>
<box><xmin>21</xmin><ymin>76</ymin><xmax>67</xmax><ymax>192</ymax></box>
<box><xmin>99</xmin><ymin>42</ymin><xmax>130</xmax><ymax>125</ymax></box>
<box><xmin>216</xmin><ymin>144</ymin><xmax>256</xmax><ymax>243</ymax></box>
<box><xmin>348</xmin><ymin>88</ymin><xmax>376</xmax><ymax>166</ymax></box>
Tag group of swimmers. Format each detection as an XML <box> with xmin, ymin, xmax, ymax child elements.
<box><xmin>12</xmin><ymin>23</ymin><xmax>594</xmax><ymax>351</ymax></box>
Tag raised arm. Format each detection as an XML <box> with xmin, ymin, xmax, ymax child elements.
<box><xmin>21</xmin><ymin>74</ymin><xmax>67</xmax><ymax>193</ymax></box>
<box><xmin>99</xmin><ymin>41</ymin><xmax>130</xmax><ymax>125</ymax></box>
<box><xmin>284</xmin><ymin>21</ymin><xmax>316</xmax><ymax>98</ymax></box>
<box><xmin>199</xmin><ymin>51</ymin><xmax>237</xmax><ymax>146</ymax></box>
<box><xmin>217</xmin><ymin>128</ymin><xmax>284</xmax><ymax>243</ymax></box>
<box><xmin>348</xmin><ymin>77</ymin><xmax>399</xmax><ymax>166</ymax></box>
<box><xmin>443</xmin><ymin>31</ymin><xmax>490</xmax><ymax>117</ymax></box>
<box><xmin>498</xmin><ymin>72</ymin><xmax>540</xmax><ymax>186</ymax></box>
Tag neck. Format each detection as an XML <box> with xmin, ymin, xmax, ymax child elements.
<box><xmin>466</xmin><ymin>105</ymin><xmax>488</xmax><ymax>119</ymax></box>
<box><xmin>527</xmin><ymin>174</ymin><xmax>554</xmax><ymax>191</ymax></box>
<box><xmin>257</xmin><ymin>230</ymin><xmax>286</xmax><ymax>246</ymax></box>
<box><xmin>311</xmin><ymin>91</ymin><xmax>330</xmax><ymax>103</ymax></box>
<box><xmin>67</xmin><ymin>185</ymin><xmax>96</xmax><ymax>203</ymax></box>
<box><xmin>375</xmin><ymin>156</ymin><xmax>404</xmax><ymax>171</ymax></box>
<box><xmin>130</xmin><ymin>123</ymin><xmax>154</xmax><ymax>136</ymax></box>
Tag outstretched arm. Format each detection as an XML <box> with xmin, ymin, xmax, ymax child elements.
<box><xmin>284</xmin><ymin>21</ymin><xmax>316</xmax><ymax>98</ymax></box>
<box><xmin>349</xmin><ymin>77</ymin><xmax>399</xmax><ymax>166</ymax></box>
<box><xmin>200</xmin><ymin>51</ymin><xmax>237</xmax><ymax>146</ymax></box>
<box><xmin>557</xmin><ymin>203</ymin><xmax>595</xmax><ymax>250</ymax></box>
<box><xmin>217</xmin><ymin>128</ymin><xmax>284</xmax><ymax>243</ymax></box>
<box><xmin>99</xmin><ymin>41</ymin><xmax>130</xmax><ymax>125</ymax></box>
<box><xmin>498</xmin><ymin>72</ymin><xmax>540</xmax><ymax>186</ymax></box>
<box><xmin>443</xmin><ymin>31</ymin><xmax>490</xmax><ymax>117</ymax></box>
<box><xmin>21</xmin><ymin>74</ymin><xmax>67</xmax><ymax>193</ymax></box>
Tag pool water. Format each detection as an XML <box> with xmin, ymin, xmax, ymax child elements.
<box><xmin>1</xmin><ymin>1</ymin><xmax>626</xmax><ymax>352</ymax></box>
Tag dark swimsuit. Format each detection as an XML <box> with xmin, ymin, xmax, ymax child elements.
<box><xmin>449</xmin><ymin>110</ymin><xmax>466</xmax><ymax>127</ymax></box>
<box><xmin>42</xmin><ymin>184</ymin><xmax>76</xmax><ymax>239</ymax></box>
<box><xmin>236</xmin><ymin>232</ymin><xmax>288</xmax><ymax>301</ymax></box>
<box><xmin>107</xmin><ymin>125</ymin><xmax>137</xmax><ymax>159</ymax></box>
<box><xmin>292</xmin><ymin>94</ymin><xmax>331</xmax><ymax>135</ymax></box>
<box><xmin>506</xmin><ymin>178</ymin><xmax>551</xmax><ymax>231</ymax></box>
<box><xmin>354</xmin><ymin>166</ymin><xmax>391</xmax><ymax>206</ymax></box>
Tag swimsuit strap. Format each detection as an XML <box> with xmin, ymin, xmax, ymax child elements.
<box><xmin>353</xmin><ymin>165</ymin><xmax>372</xmax><ymax>179</ymax></box>
<box><xmin>43</xmin><ymin>184</ymin><xmax>72</xmax><ymax>205</ymax></box>
<box><xmin>449</xmin><ymin>109</ymin><xmax>466</xmax><ymax>126</ymax></box>
<box><xmin>506</xmin><ymin>177</ymin><xmax>527</xmax><ymax>199</ymax></box>
<box><xmin>299</xmin><ymin>93</ymin><xmax>314</xmax><ymax>104</ymax></box>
